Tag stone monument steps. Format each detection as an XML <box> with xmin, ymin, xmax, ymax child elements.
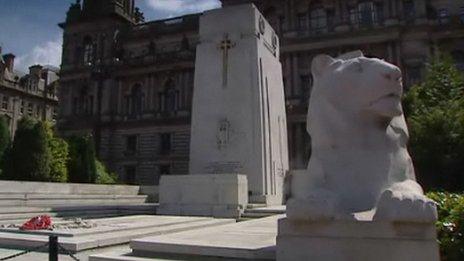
<box><xmin>88</xmin><ymin>254</ymin><xmax>164</xmax><ymax>261</ymax></box>
<box><xmin>241</xmin><ymin>206</ymin><xmax>286</xmax><ymax>219</ymax></box>
<box><xmin>0</xmin><ymin>216</ymin><xmax>236</xmax><ymax>254</ymax></box>
<box><xmin>90</xmin><ymin>253</ymin><xmax>243</xmax><ymax>261</ymax></box>
<box><xmin>0</xmin><ymin>204</ymin><xmax>155</xmax><ymax>214</ymax></box>
<box><xmin>89</xmin><ymin>215</ymin><xmax>283</xmax><ymax>261</ymax></box>
<box><xmin>246</xmin><ymin>203</ymin><xmax>268</xmax><ymax>209</ymax></box>
<box><xmin>0</xmin><ymin>193</ymin><xmax>148</xmax><ymax>207</ymax></box>
<box><xmin>241</xmin><ymin>212</ymin><xmax>274</xmax><ymax>219</ymax></box>
<box><xmin>0</xmin><ymin>204</ymin><xmax>157</xmax><ymax>225</ymax></box>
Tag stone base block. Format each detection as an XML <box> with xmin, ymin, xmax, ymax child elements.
<box><xmin>157</xmin><ymin>174</ymin><xmax>248</xmax><ymax>218</ymax></box>
<box><xmin>276</xmin><ymin>218</ymin><xmax>439</xmax><ymax>261</ymax></box>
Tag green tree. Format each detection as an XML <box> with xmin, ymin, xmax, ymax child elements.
<box><xmin>95</xmin><ymin>159</ymin><xmax>118</xmax><ymax>184</ymax></box>
<box><xmin>44</xmin><ymin>122</ymin><xmax>69</xmax><ymax>182</ymax></box>
<box><xmin>3</xmin><ymin>118</ymin><xmax>51</xmax><ymax>181</ymax></box>
<box><xmin>404</xmin><ymin>55</ymin><xmax>464</xmax><ymax>191</ymax></box>
<box><xmin>67</xmin><ymin>134</ymin><xmax>97</xmax><ymax>183</ymax></box>
<box><xmin>0</xmin><ymin>116</ymin><xmax>11</xmax><ymax>174</ymax></box>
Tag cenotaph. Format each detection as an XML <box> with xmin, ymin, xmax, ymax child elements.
<box><xmin>158</xmin><ymin>4</ymin><xmax>289</xmax><ymax>218</ymax></box>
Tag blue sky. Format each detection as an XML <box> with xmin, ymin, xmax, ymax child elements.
<box><xmin>0</xmin><ymin>0</ymin><xmax>221</xmax><ymax>72</ymax></box>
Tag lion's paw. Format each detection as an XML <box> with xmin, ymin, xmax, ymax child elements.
<box><xmin>286</xmin><ymin>190</ymin><xmax>338</xmax><ymax>221</ymax></box>
<box><xmin>373</xmin><ymin>189</ymin><xmax>437</xmax><ymax>223</ymax></box>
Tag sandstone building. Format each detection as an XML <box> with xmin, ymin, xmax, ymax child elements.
<box><xmin>0</xmin><ymin>48</ymin><xmax>59</xmax><ymax>135</ymax></box>
<box><xmin>58</xmin><ymin>0</ymin><xmax>464</xmax><ymax>185</ymax></box>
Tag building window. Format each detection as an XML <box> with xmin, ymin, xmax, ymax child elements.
<box><xmin>165</xmin><ymin>88</ymin><xmax>177</xmax><ymax>112</ymax></box>
<box><xmin>123</xmin><ymin>166</ymin><xmax>137</xmax><ymax>185</ymax></box>
<box><xmin>159</xmin><ymin>164</ymin><xmax>171</xmax><ymax>175</ymax></box>
<box><xmin>83</xmin><ymin>36</ymin><xmax>95</xmax><ymax>65</ymax></box>
<box><xmin>160</xmin><ymin>133</ymin><xmax>172</xmax><ymax>155</ymax></box>
<box><xmin>20</xmin><ymin>100</ymin><xmax>25</xmax><ymax>114</ymax></box>
<box><xmin>310</xmin><ymin>8</ymin><xmax>327</xmax><ymax>34</ymax></box>
<box><xmin>73</xmin><ymin>97</ymin><xmax>79</xmax><ymax>115</ymax></box>
<box><xmin>159</xmin><ymin>79</ymin><xmax>179</xmax><ymax>113</ymax></box>
<box><xmin>35</xmin><ymin>105</ymin><xmax>41</xmax><ymax>118</ymax></box>
<box><xmin>125</xmin><ymin>135</ymin><xmax>138</xmax><ymax>155</ymax></box>
<box><xmin>278</xmin><ymin>16</ymin><xmax>285</xmax><ymax>35</ymax></box>
<box><xmin>1</xmin><ymin>96</ymin><xmax>8</xmax><ymax>110</ymax></box>
<box><xmin>403</xmin><ymin>0</ymin><xmax>415</xmax><ymax>23</ymax></box>
<box><xmin>452</xmin><ymin>50</ymin><xmax>464</xmax><ymax>71</ymax></box>
<box><xmin>129</xmin><ymin>84</ymin><xmax>144</xmax><ymax>117</ymax></box>
<box><xmin>438</xmin><ymin>8</ymin><xmax>450</xmax><ymax>24</ymax></box>
<box><xmin>53</xmin><ymin>108</ymin><xmax>58</xmax><ymax>120</ymax></box>
<box><xmin>84</xmin><ymin>96</ymin><xmax>94</xmax><ymax>115</ymax></box>
<box><xmin>297</xmin><ymin>13</ymin><xmax>308</xmax><ymax>30</ymax></box>
<box><xmin>460</xmin><ymin>7</ymin><xmax>464</xmax><ymax>24</ymax></box>
<box><xmin>27</xmin><ymin>103</ymin><xmax>33</xmax><ymax>116</ymax></box>
<box><xmin>73</xmin><ymin>86</ymin><xmax>93</xmax><ymax>116</ymax></box>
<box><xmin>407</xmin><ymin>66</ymin><xmax>422</xmax><ymax>86</ymax></box>
<box><xmin>358</xmin><ymin>2</ymin><xmax>376</xmax><ymax>26</ymax></box>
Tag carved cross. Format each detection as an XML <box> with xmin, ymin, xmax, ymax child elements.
<box><xmin>218</xmin><ymin>34</ymin><xmax>235</xmax><ymax>87</ymax></box>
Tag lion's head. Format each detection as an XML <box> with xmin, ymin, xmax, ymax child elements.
<box><xmin>307</xmin><ymin>51</ymin><xmax>407</xmax><ymax>147</ymax></box>
<box><xmin>311</xmin><ymin>51</ymin><xmax>403</xmax><ymax>120</ymax></box>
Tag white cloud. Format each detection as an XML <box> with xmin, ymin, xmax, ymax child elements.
<box><xmin>145</xmin><ymin>0</ymin><xmax>221</xmax><ymax>16</ymax></box>
<box><xmin>15</xmin><ymin>37</ymin><xmax>62</xmax><ymax>73</ymax></box>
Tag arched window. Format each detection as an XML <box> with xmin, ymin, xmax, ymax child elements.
<box><xmin>83</xmin><ymin>36</ymin><xmax>95</xmax><ymax>65</ymax></box>
<box><xmin>159</xmin><ymin>79</ymin><xmax>179</xmax><ymax>113</ymax></box>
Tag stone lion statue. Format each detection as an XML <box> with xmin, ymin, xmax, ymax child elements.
<box><xmin>287</xmin><ymin>51</ymin><xmax>437</xmax><ymax>222</ymax></box>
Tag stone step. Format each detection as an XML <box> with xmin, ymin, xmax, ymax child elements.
<box><xmin>0</xmin><ymin>181</ymin><xmax>141</xmax><ymax>196</ymax></box>
<box><xmin>90</xmin><ymin>252</ymin><xmax>241</xmax><ymax>261</ymax></box>
<box><xmin>0</xmin><ymin>194</ymin><xmax>148</xmax><ymax>207</ymax></box>
<box><xmin>241</xmin><ymin>205</ymin><xmax>286</xmax><ymax>219</ymax></box>
<box><xmin>124</xmin><ymin>215</ymin><xmax>283</xmax><ymax>260</ymax></box>
<box><xmin>0</xmin><ymin>204</ymin><xmax>157</xmax><ymax>225</ymax></box>
<box><xmin>0</xmin><ymin>210</ymin><xmax>154</xmax><ymax>222</ymax></box>
<box><xmin>89</xmin><ymin>253</ymin><xmax>162</xmax><ymax>261</ymax></box>
<box><xmin>241</xmin><ymin>212</ymin><xmax>274</xmax><ymax>219</ymax></box>
<box><xmin>0</xmin><ymin>212</ymin><xmax>151</xmax><ymax>228</ymax></box>
<box><xmin>0</xmin><ymin>212</ymin><xmax>149</xmax><ymax>227</ymax></box>
<box><xmin>0</xmin><ymin>204</ymin><xmax>156</xmax><ymax>214</ymax></box>
<box><xmin>246</xmin><ymin>203</ymin><xmax>267</xmax><ymax>209</ymax></box>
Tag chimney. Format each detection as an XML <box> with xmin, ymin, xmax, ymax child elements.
<box><xmin>29</xmin><ymin>65</ymin><xmax>43</xmax><ymax>78</ymax></box>
<box><xmin>3</xmin><ymin>54</ymin><xmax>15</xmax><ymax>72</ymax></box>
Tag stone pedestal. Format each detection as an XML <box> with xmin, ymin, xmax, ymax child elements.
<box><xmin>276</xmin><ymin>217</ymin><xmax>440</xmax><ymax>261</ymax></box>
<box><xmin>157</xmin><ymin>174</ymin><xmax>248</xmax><ymax>218</ymax></box>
